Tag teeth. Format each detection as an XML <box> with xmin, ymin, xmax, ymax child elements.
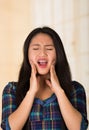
<box><xmin>38</xmin><ymin>60</ymin><xmax>47</xmax><ymax>64</ymax></box>
<box><xmin>38</xmin><ymin>60</ymin><xmax>47</xmax><ymax>63</ymax></box>
<box><xmin>38</xmin><ymin>60</ymin><xmax>47</xmax><ymax>62</ymax></box>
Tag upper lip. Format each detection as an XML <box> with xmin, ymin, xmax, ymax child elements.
<box><xmin>37</xmin><ymin>58</ymin><xmax>48</xmax><ymax>64</ymax></box>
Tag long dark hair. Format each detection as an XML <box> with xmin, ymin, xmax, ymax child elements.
<box><xmin>16</xmin><ymin>26</ymin><xmax>72</xmax><ymax>129</ymax></box>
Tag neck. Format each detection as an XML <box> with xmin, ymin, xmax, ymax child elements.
<box><xmin>38</xmin><ymin>73</ymin><xmax>50</xmax><ymax>87</ymax></box>
<box><xmin>36</xmin><ymin>74</ymin><xmax>53</xmax><ymax>100</ymax></box>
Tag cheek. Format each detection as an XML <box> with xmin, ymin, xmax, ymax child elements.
<box><xmin>49</xmin><ymin>53</ymin><xmax>56</xmax><ymax>64</ymax></box>
<box><xmin>51</xmin><ymin>58</ymin><xmax>56</xmax><ymax>66</ymax></box>
<box><xmin>28</xmin><ymin>53</ymin><xmax>36</xmax><ymax>64</ymax></box>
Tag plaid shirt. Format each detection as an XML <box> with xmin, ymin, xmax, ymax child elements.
<box><xmin>1</xmin><ymin>81</ymin><xmax>88</xmax><ymax>130</ymax></box>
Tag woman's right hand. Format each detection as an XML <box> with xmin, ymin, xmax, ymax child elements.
<box><xmin>29</xmin><ymin>61</ymin><xmax>40</xmax><ymax>95</ymax></box>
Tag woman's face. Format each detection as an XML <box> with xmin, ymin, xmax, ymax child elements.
<box><xmin>28</xmin><ymin>33</ymin><xmax>56</xmax><ymax>75</ymax></box>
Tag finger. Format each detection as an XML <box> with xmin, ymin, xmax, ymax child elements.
<box><xmin>50</xmin><ymin>65</ymin><xmax>56</xmax><ymax>79</ymax></box>
<box><xmin>52</xmin><ymin>59</ymin><xmax>56</xmax><ymax>65</ymax></box>
<box><xmin>45</xmin><ymin>79</ymin><xmax>52</xmax><ymax>88</ymax></box>
<box><xmin>30</xmin><ymin>61</ymin><xmax>37</xmax><ymax>76</ymax></box>
<box><xmin>50</xmin><ymin>64</ymin><xmax>60</xmax><ymax>87</ymax></box>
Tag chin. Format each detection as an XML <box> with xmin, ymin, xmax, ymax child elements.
<box><xmin>38</xmin><ymin>72</ymin><xmax>48</xmax><ymax>76</ymax></box>
<box><xmin>37</xmin><ymin>70</ymin><xmax>49</xmax><ymax>76</ymax></box>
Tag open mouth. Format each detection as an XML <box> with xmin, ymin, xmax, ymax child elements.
<box><xmin>37</xmin><ymin>59</ymin><xmax>48</xmax><ymax>67</ymax></box>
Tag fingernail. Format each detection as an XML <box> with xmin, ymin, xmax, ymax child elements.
<box><xmin>30</xmin><ymin>60</ymin><xmax>33</xmax><ymax>64</ymax></box>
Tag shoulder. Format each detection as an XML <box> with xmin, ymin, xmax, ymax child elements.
<box><xmin>3</xmin><ymin>82</ymin><xmax>17</xmax><ymax>95</ymax></box>
<box><xmin>71</xmin><ymin>81</ymin><xmax>86</xmax><ymax>98</ymax></box>
<box><xmin>72</xmin><ymin>81</ymin><xmax>86</xmax><ymax>92</ymax></box>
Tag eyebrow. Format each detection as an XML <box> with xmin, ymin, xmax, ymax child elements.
<box><xmin>31</xmin><ymin>44</ymin><xmax>54</xmax><ymax>47</ymax></box>
<box><xmin>30</xmin><ymin>44</ymin><xmax>40</xmax><ymax>46</ymax></box>
<box><xmin>45</xmin><ymin>44</ymin><xmax>54</xmax><ymax>47</ymax></box>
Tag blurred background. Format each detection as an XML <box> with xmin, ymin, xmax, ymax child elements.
<box><xmin>0</xmin><ymin>0</ymin><xmax>89</xmax><ymax>128</ymax></box>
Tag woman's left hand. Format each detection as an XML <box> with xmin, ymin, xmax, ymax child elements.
<box><xmin>46</xmin><ymin>65</ymin><xmax>62</xmax><ymax>94</ymax></box>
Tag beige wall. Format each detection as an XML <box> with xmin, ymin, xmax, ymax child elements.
<box><xmin>0</xmin><ymin>0</ymin><xmax>89</xmax><ymax>128</ymax></box>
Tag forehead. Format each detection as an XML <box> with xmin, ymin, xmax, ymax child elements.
<box><xmin>30</xmin><ymin>33</ymin><xmax>53</xmax><ymax>45</ymax></box>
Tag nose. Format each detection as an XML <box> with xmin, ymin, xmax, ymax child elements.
<box><xmin>39</xmin><ymin>48</ymin><xmax>47</xmax><ymax>56</ymax></box>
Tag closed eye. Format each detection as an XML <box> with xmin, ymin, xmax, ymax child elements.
<box><xmin>45</xmin><ymin>45</ymin><xmax>55</xmax><ymax>51</ymax></box>
<box><xmin>33</xmin><ymin>48</ymin><xmax>39</xmax><ymax>50</ymax></box>
<box><xmin>47</xmin><ymin>48</ymin><xmax>53</xmax><ymax>50</ymax></box>
<box><xmin>46</xmin><ymin>47</ymin><xmax>54</xmax><ymax>50</ymax></box>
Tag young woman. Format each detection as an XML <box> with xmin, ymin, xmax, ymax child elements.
<box><xmin>1</xmin><ymin>27</ymin><xmax>88</xmax><ymax>130</ymax></box>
